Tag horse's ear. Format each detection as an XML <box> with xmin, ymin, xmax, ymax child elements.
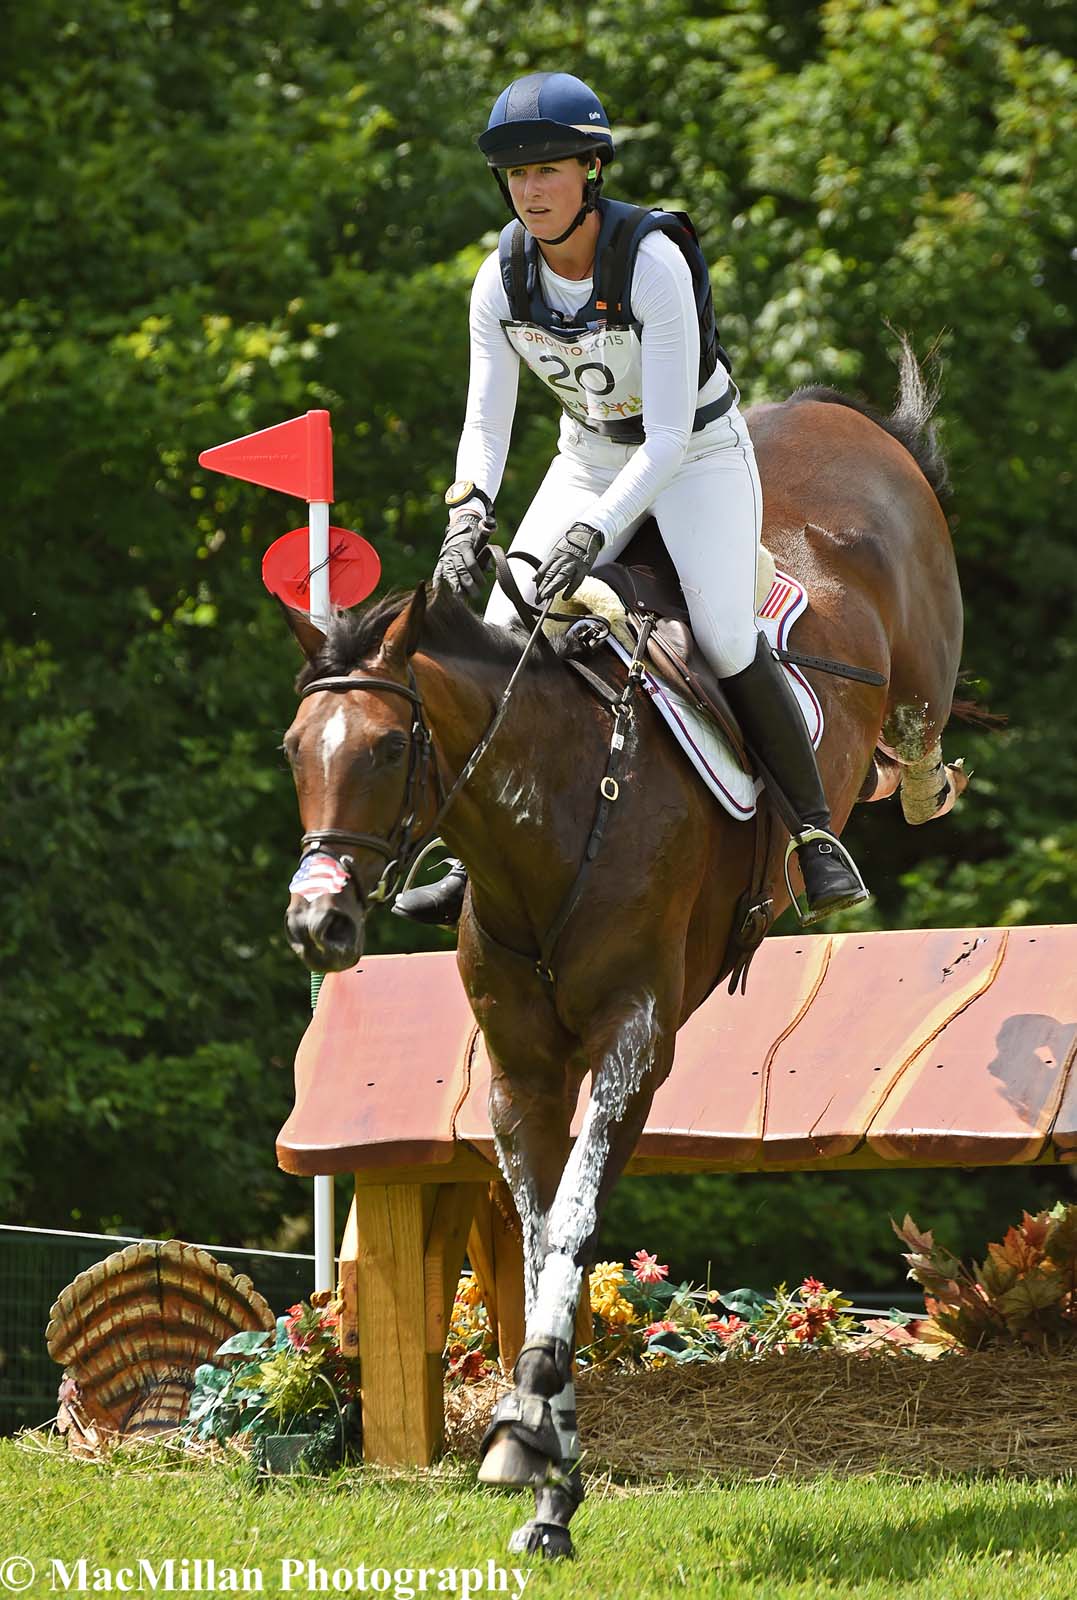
<box><xmin>278</xmin><ymin>600</ymin><xmax>326</xmax><ymax>661</ymax></box>
<box><xmin>381</xmin><ymin>583</ymin><xmax>427</xmax><ymax>665</ymax></box>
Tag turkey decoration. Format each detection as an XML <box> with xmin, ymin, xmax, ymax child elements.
<box><xmin>46</xmin><ymin>1239</ymin><xmax>275</xmax><ymax>1452</ymax></box>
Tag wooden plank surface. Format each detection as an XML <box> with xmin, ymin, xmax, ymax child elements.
<box><xmin>637</xmin><ymin>936</ymin><xmax>833</xmax><ymax>1164</ymax></box>
<box><xmin>869</xmin><ymin>929</ymin><xmax>1077</xmax><ymax>1165</ymax></box>
<box><xmin>277</xmin><ymin>952</ymin><xmax>476</xmax><ymax>1176</ymax></box>
<box><xmin>278</xmin><ymin>926</ymin><xmax>1077</xmax><ymax>1177</ymax></box>
<box><xmin>757</xmin><ymin>928</ymin><xmax>1007</xmax><ymax>1164</ymax></box>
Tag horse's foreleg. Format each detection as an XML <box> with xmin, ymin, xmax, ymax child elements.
<box><xmin>491</xmin><ymin>991</ymin><xmax>674</xmax><ymax>1559</ymax></box>
<box><xmin>486</xmin><ymin>1062</ymin><xmax>578</xmax><ymax>1322</ymax></box>
<box><xmin>479</xmin><ymin>1054</ymin><xmax>584</xmax><ymax>1528</ymax></box>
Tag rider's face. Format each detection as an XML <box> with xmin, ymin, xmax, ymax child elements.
<box><xmin>505</xmin><ymin>158</ymin><xmax>590</xmax><ymax>242</ymax></box>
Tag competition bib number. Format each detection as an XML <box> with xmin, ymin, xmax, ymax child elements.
<box><xmin>502</xmin><ymin>322</ymin><xmax>644</xmax><ymax>426</ymax></box>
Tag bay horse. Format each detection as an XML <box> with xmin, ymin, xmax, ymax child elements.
<box><xmin>281</xmin><ymin>350</ymin><xmax>963</xmax><ymax>1556</ymax></box>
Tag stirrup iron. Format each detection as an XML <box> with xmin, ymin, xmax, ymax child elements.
<box><xmin>784</xmin><ymin>827</ymin><xmax>870</xmax><ymax>927</ymax></box>
<box><xmin>396</xmin><ymin>836</ymin><xmax>453</xmax><ymax>898</ymax></box>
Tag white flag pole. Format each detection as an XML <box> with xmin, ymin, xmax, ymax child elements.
<box><xmin>308</xmin><ymin>497</ymin><xmax>335</xmax><ymax>1296</ymax></box>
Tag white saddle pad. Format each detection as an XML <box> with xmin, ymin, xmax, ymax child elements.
<box><xmin>605</xmin><ymin>570</ymin><xmax>823</xmax><ymax>821</ymax></box>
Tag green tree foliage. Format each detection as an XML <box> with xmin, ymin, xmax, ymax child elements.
<box><xmin>1</xmin><ymin>1</ymin><xmax>1073</xmax><ymax>1269</ymax></box>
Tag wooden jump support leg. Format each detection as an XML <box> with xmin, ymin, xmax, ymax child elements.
<box><xmin>338</xmin><ymin>1179</ymin><xmax>593</xmax><ymax>1466</ymax></box>
<box><xmin>338</xmin><ymin>1180</ymin><xmax>479</xmax><ymax>1466</ymax></box>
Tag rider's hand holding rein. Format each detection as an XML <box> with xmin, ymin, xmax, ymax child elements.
<box><xmin>534</xmin><ymin>522</ymin><xmax>605</xmax><ymax>602</ymax></box>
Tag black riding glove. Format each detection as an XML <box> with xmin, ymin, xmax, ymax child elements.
<box><xmin>433</xmin><ymin>512</ymin><xmax>494</xmax><ymax>597</ymax></box>
<box><xmin>533</xmin><ymin>522</ymin><xmax>605</xmax><ymax>603</ymax></box>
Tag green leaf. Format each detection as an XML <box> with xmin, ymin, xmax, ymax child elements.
<box><xmin>216</xmin><ymin>1330</ymin><xmax>274</xmax><ymax>1358</ymax></box>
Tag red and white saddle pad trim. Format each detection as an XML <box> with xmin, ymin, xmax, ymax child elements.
<box><xmin>608</xmin><ymin>568</ymin><xmax>823</xmax><ymax>821</ymax></box>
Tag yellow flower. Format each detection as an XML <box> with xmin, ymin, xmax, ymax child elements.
<box><xmin>589</xmin><ymin>1261</ymin><xmax>625</xmax><ymax>1306</ymax></box>
<box><xmin>454</xmin><ymin>1273</ymin><xmax>485</xmax><ymax>1309</ymax></box>
<box><xmin>597</xmin><ymin>1292</ymin><xmax>639</xmax><ymax>1328</ymax></box>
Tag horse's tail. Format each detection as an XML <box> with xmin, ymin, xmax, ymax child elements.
<box><xmin>790</xmin><ymin>333</ymin><xmax>951</xmax><ymax>505</ymax></box>
<box><xmin>886</xmin><ymin>333</ymin><xmax>951</xmax><ymax>503</ymax></box>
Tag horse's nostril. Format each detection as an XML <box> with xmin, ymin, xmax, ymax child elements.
<box><xmin>314</xmin><ymin>910</ymin><xmax>358</xmax><ymax>951</ymax></box>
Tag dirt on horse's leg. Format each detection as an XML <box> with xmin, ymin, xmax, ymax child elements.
<box><xmin>486</xmin><ymin>1061</ymin><xmax>579</xmax><ymax>1323</ymax></box>
<box><xmin>503</xmin><ymin>993</ymin><xmax>674</xmax><ymax>1559</ymax></box>
<box><xmin>882</xmin><ymin>704</ymin><xmax>969</xmax><ymax>826</ymax></box>
<box><xmin>478</xmin><ymin>1056</ymin><xmax>582</xmax><ymax>1514</ymax></box>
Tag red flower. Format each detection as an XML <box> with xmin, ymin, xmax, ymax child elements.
<box><xmin>800</xmin><ymin>1277</ymin><xmax>827</xmax><ymax>1298</ymax></box>
<box><xmin>448</xmin><ymin>1347</ymin><xmax>488</xmax><ymax>1382</ymax></box>
<box><xmin>631</xmin><ymin>1250</ymin><xmax>670</xmax><ymax>1286</ymax></box>
<box><xmin>705</xmin><ymin>1314</ymin><xmax>745</xmax><ymax>1344</ymax></box>
<box><xmin>644</xmin><ymin>1319</ymin><xmax>678</xmax><ymax>1338</ymax></box>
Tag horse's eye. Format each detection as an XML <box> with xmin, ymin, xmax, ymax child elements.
<box><xmin>378</xmin><ymin>731</ymin><xmax>409</xmax><ymax>764</ymax></box>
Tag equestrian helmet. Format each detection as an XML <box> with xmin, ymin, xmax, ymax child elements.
<box><xmin>478</xmin><ymin>72</ymin><xmax>615</xmax><ymax>169</ymax></box>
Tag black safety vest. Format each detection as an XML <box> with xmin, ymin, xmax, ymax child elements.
<box><xmin>498</xmin><ymin>198</ymin><xmax>732</xmax><ymax>443</ymax></box>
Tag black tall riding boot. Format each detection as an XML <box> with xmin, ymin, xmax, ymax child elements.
<box><xmin>392</xmin><ymin>858</ymin><xmax>468</xmax><ymax>926</ymax></box>
<box><xmin>722</xmin><ymin>634</ymin><xmax>870</xmax><ymax>925</ymax></box>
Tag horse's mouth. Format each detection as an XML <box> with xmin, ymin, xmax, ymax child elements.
<box><xmin>286</xmin><ymin>895</ymin><xmax>364</xmax><ymax>972</ymax></box>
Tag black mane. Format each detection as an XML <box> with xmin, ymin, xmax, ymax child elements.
<box><xmin>294</xmin><ymin>583</ymin><xmax>543</xmax><ymax>691</ymax></box>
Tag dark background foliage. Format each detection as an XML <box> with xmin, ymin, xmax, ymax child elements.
<box><xmin>2</xmin><ymin>0</ymin><xmax>1073</xmax><ymax>1291</ymax></box>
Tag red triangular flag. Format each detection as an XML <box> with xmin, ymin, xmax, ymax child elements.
<box><xmin>198</xmin><ymin>410</ymin><xmax>333</xmax><ymax>502</ymax></box>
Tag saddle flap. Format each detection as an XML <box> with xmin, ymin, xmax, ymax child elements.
<box><xmin>645</xmin><ymin>622</ymin><xmax>751</xmax><ymax>771</ymax></box>
<box><xmin>597</xmin><ymin>518</ymin><xmax>691</xmax><ymax>623</ymax></box>
<box><xmin>572</xmin><ymin>517</ymin><xmax>754</xmax><ymax>771</ymax></box>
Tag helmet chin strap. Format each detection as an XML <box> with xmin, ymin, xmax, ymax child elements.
<box><xmin>493</xmin><ymin>165</ymin><xmax>603</xmax><ymax>246</ymax></box>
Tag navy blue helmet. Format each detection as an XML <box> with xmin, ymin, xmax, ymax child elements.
<box><xmin>478</xmin><ymin>72</ymin><xmax>615</xmax><ymax>169</ymax></box>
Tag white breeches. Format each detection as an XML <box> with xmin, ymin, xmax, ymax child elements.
<box><xmin>484</xmin><ymin>405</ymin><xmax>764</xmax><ymax>678</ymax></box>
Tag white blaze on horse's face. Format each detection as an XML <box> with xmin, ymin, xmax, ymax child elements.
<box><xmin>320</xmin><ymin>703</ymin><xmax>350</xmax><ymax>783</ymax></box>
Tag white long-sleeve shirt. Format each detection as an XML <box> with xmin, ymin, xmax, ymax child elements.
<box><xmin>455</xmin><ymin>230</ymin><xmax>730</xmax><ymax>542</ymax></box>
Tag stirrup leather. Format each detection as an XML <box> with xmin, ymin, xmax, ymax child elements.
<box><xmin>784</xmin><ymin>827</ymin><xmax>869</xmax><ymax>927</ymax></box>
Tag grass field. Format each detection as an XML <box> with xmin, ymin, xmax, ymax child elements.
<box><xmin>4</xmin><ymin>1438</ymin><xmax>1077</xmax><ymax>1599</ymax></box>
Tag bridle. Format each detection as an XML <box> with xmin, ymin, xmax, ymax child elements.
<box><xmin>297</xmin><ymin>669</ymin><xmax>443</xmax><ymax>908</ymax></box>
<box><xmin>293</xmin><ymin>578</ymin><xmax>558</xmax><ymax>912</ymax></box>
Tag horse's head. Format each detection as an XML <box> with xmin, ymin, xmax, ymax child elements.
<box><xmin>281</xmin><ymin>584</ymin><xmax>432</xmax><ymax>971</ymax></box>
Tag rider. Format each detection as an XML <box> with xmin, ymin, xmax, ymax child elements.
<box><xmin>395</xmin><ymin>71</ymin><xmax>868</xmax><ymax>928</ymax></box>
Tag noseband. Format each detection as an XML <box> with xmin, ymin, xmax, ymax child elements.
<box><xmin>297</xmin><ymin>670</ymin><xmax>442</xmax><ymax>908</ymax></box>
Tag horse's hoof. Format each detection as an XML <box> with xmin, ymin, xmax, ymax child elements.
<box><xmin>508</xmin><ymin>1520</ymin><xmax>574</xmax><ymax>1560</ymax></box>
<box><xmin>477</xmin><ymin>1425</ymin><xmax>550</xmax><ymax>1487</ymax></box>
<box><xmin>948</xmin><ymin>757</ymin><xmax>971</xmax><ymax>796</ymax></box>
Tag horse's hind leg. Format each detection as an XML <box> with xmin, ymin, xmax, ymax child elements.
<box><xmin>881</xmin><ymin>702</ymin><xmax>969</xmax><ymax>825</ymax></box>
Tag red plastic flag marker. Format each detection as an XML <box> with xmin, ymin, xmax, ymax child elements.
<box><xmin>262</xmin><ymin>526</ymin><xmax>381</xmax><ymax>613</ymax></box>
<box><xmin>198</xmin><ymin>410</ymin><xmax>333</xmax><ymax>503</ymax></box>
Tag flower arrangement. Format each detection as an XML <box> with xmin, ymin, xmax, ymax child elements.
<box><xmin>585</xmin><ymin>1254</ymin><xmax>862</xmax><ymax>1367</ymax></box>
<box><xmin>183</xmin><ymin>1296</ymin><xmax>361</xmax><ymax>1470</ymax></box>
<box><xmin>445</xmin><ymin>1268</ymin><xmax>499</xmax><ymax>1384</ymax></box>
<box><xmin>445</xmin><ymin>1252</ymin><xmax>894</xmax><ymax>1384</ymax></box>
<box><xmin>893</xmin><ymin>1200</ymin><xmax>1077</xmax><ymax>1350</ymax></box>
